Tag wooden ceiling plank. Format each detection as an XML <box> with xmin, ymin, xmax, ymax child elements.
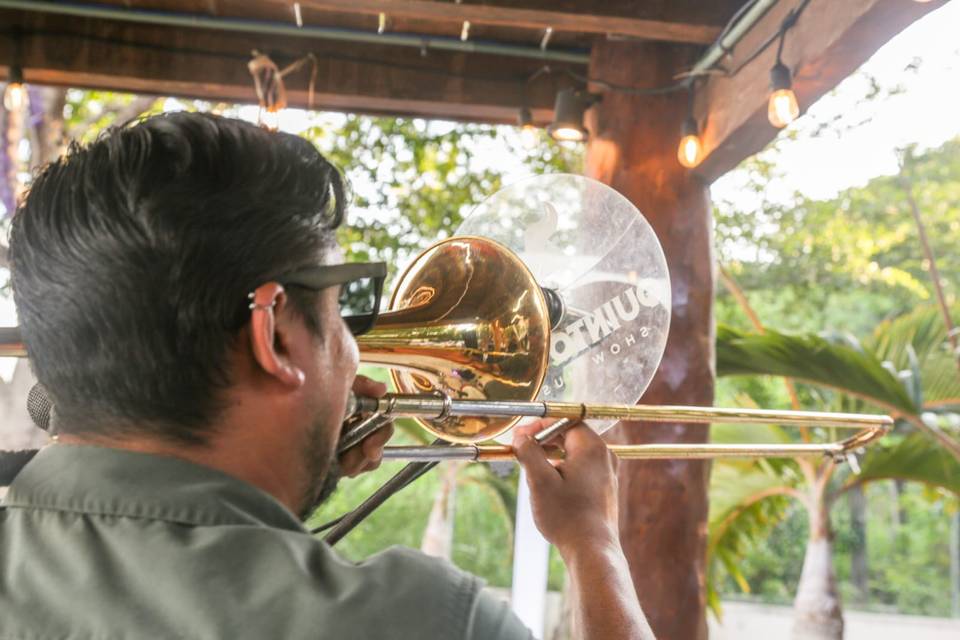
<box><xmin>0</xmin><ymin>12</ymin><xmax>567</xmax><ymax>123</ymax></box>
<box><xmin>19</xmin><ymin>67</ymin><xmax>553</xmax><ymax>123</ymax></box>
<box><xmin>278</xmin><ymin>0</ymin><xmax>721</xmax><ymax>45</ymax></box>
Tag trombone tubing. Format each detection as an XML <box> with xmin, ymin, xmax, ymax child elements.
<box><xmin>356</xmin><ymin>394</ymin><xmax>894</xmax><ymax>429</ymax></box>
<box><xmin>383</xmin><ymin>427</ymin><xmax>889</xmax><ymax>462</ymax></box>
<box><xmin>355</xmin><ymin>393</ymin><xmax>892</xmax><ymax>462</ymax></box>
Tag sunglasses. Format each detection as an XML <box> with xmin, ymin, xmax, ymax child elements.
<box><xmin>274</xmin><ymin>262</ymin><xmax>387</xmax><ymax>336</ymax></box>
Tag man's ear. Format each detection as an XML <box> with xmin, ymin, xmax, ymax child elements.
<box><xmin>248</xmin><ymin>282</ymin><xmax>306</xmax><ymax>388</ymax></box>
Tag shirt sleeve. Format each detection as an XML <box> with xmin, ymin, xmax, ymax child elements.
<box><xmin>465</xmin><ymin>587</ymin><xmax>536</xmax><ymax>640</ymax></box>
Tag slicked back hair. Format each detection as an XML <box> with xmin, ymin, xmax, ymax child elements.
<box><xmin>10</xmin><ymin>112</ymin><xmax>346</xmax><ymax>445</ymax></box>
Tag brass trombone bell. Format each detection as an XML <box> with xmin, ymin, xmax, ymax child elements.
<box><xmin>355</xmin><ymin>236</ymin><xmax>553</xmax><ymax>443</ymax></box>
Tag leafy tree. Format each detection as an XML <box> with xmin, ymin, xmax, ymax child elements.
<box><xmin>715</xmin><ymin>129</ymin><xmax>960</xmax><ymax>338</ymax></box>
<box><xmin>709</xmin><ymin>308</ymin><xmax>960</xmax><ymax>638</ymax></box>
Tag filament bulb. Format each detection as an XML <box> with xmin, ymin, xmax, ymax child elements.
<box><xmin>3</xmin><ymin>81</ymin><xmax>27</xmax><ymax>112</ymax></box>
<box><xmin>677</xmin><ymin>116</ymin><xmax>702</xmax><ymax>168</ymax></box>
<box><xmin>677</xmin><ymin>134</ymin><xmax>702</xmax><ymax>168</ymax></box>
<box><xmin>768</xmin><ymin>88</ymin><xmax>799</xmax><ymax>128</ymax></box>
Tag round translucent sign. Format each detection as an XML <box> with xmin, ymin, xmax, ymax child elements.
<box><xmin>456</xmin><ymin>174</ymin><xmax>671</xmax><ymax>433</ymax></box>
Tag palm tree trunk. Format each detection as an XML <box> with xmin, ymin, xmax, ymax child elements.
<box><xmin>847</xmin><ymin>483</ymin><xmax>868</xmax><ymax>604</ymax></box>
<box><xmin>420</xmin><ymin>461</ymin><xmax>462</xmax><ymax>559</ymax></box>
<box><xmin>793</xmin><ymin>494</ymin><xmax>844</xmax><ymax>640</ymax></box>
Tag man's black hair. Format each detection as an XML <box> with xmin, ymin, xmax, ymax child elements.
<box><xmin>10</xmin><ymin>112</ymin><xmax>345</xmax><ymax>445</ymax></box>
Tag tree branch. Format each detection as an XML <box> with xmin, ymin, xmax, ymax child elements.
<box><xmin>719</xmin><ymin>264</ymin><xmax>809</xmax><ymax>442</ymax></box>
<box><xmin>899</xmin><ymin>162</ymin><xmax>960</xmax><ymax>377</ymax></box>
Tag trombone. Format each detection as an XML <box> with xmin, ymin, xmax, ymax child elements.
<box><xmin>334</xmin><ymin>235</ymin><xmax>891</xmax><ymax>465</ymax></box>
<box><xmin>0</xmin><ymin>235</ymin><xmax>892</xmax><ymax>465</ymax></box>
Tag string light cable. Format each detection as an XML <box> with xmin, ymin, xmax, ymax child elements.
<box><xmin>528</xmin><ymin>0</ymin><xmax>813</xmax><ymax>98</ymax></box>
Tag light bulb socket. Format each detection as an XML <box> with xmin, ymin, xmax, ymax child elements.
<box><xmin>8</xmin><ymin>64</ymin><xmax>23</xmax><ymax>85</ymax></box>
<box><xmin>770</xmin><ymin>62</ymin><xmax>792</xmax><ymax>92</ymax></box>
<box><xmin>547</xmin><ymin>88</ymin><xmax>598</xmax><ymax>142</ymax></box>
<box><xmin>517</xmin><ymin>106</ymin><xmax>533</xmax><ymax>128</ymax></box>
<box><xmin>681</xmin><ymin>116</ymin><xmax>699</xmax><ymax>138</ymax></box>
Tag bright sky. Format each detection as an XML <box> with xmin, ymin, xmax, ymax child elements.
<box><xmin>0</xmin><ymin>1</ymin><xmax>958</xmax><ymax>378</ymax></box>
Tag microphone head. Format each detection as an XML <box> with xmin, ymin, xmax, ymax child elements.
<box><xmin>27</xmin><ymin>383</ymin><xmax>54</xmax><ymax>432</ymax></box>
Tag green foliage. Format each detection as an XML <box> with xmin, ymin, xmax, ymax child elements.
<box><xmin>847</xmin><ymin>432</ymin><xmax>960</xmax><ymax>495</ymax></box>
<box><xmin>717</xmin><ymin>324</ymin><xmax>916</xmax><ymax>414</ymax></box>
<box><xmin>707</xmin><ymin>459</ymin><xmax>794</xmax><ymax>615</ymax></box>
<box><xmin>865</xmin><ymin>304</ymin><xmax>960</xmax><ymax>406</ymax></box>
<box><xmin>63</xmin><ymin>90</ymin><xmax>160</xmax><ymax>142</ymax></box>
<box><xmin>720</xmin><ymin>484</ymin><xmax>957</xmax><ymax>616</ymax></box>
<box><xmin>715</xmin><ymin>503</ymin><xmax>811</xmax><ymax>606</ymax></box>
<box><xmin>840</xmin><ymin>483</ymin><xmax>956</xmax><ymax>615</ymax></box>
<box><xmin>300</xmin><ymin>116</ymin><xmax>579</xmax><ymax>288</ymax></box>
<box><xmin>712</xmin><ymin>298</ymin><xmax>960</xmax><ymax>618</ymax></box>
<box><xmin>309</xmin><ymin>458</ymin><xmax>435</xmax><ymax>555</ymax></box>
<box><xmin>709</xmin><ymin>132</ymin><xmax>960</xmax><ymax>615</ymax></box>
<box><xmin>715</xmin><ymin>137</ymin><xmax>960</xmax><ymax>335</ymax></box>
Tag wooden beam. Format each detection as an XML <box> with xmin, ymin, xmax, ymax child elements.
<box><xmin>586</xmin><ymin>40</ymin><xmax>713</xmax><ymax>640</ymax></box>
<box><xmin>0</xmin><ymin>11</ymin><xmax>571</xmax><ymax>124</ymax></box>
<box><xmin>282</xmin><ymin>0</ymin><xmax>722</xmax><ymax>45</ymax></box>
<box><xmin>696</xmin><ymin>0</ymin><xmax>946</xmax><ymax>181</ymax></box>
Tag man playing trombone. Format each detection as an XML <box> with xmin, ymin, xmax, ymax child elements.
<box><xmin>0</xmin><ymin>112</ymin><xmax>654</xmax><ymax>639</ymax></box>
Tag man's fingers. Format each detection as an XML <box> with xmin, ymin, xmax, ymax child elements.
<box><xmin>339</xmin><ymin>447</ymin><xmax>367</xmax><ymax>477</ymax></box>
<box><xmin>513</xmin><ymin>433</ymin><xmax>559</xmax><ymax>488</ymax></box>
<box><xmin>352</xmin><ymin>374</ymin><xmax>387</xmax><ymax>398</ymax></box>
<box><xmin>339</xmin><ymin>421</ymin><xmax>394</xmax><ymax>477</ymax></box>
<box><xmin>561</xmin><ymin>423</ymin><xmax>607</xmax><ymax>459</ymax></box>
<box><xmin>512</xmin><ymin>418</ymin><xmax>554</xmax><ymax>441</ymax></box>
<box><xmin>361</xmin><ymin>422</ymin><xmax>394</xmax><ymax>459</ymax></box>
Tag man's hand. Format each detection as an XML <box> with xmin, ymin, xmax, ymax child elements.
<box><xmin>338</xmin><ymin>375</ymin><xmax>394</xmax><ymax>478</ymax></box>
<box><xmin>512</xmin><ymin>420</ymin><xmax>620</xmax><ymax>555</ymax></box>
<box><xmin>512</xmin><ymin>421</ymin><xmax>656</xmax><ymax>640</ymax></box>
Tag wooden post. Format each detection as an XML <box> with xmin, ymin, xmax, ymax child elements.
<box><xmin>586</xmin><ymin>41</ymin><xmax>714</xmax><ymax>640</ymax></box>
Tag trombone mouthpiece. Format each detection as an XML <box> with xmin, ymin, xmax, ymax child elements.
<box><xmin>344</xmin><ymin>392</ymin><xmax>358</xmax><ymax>419</ymax></box>
<box><xmin>347</xmin><ymin>393</ymin><xmax>382</xmax><ymax>417</ymax></box>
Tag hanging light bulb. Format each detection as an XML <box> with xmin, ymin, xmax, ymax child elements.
<box><xmin>517</xmin><ymin>106</ymin><xmax>538</xmax><ymax>148</ymax></box>
<box><xmin>547</xmin><ymin>88</ymin><xmax>595</xmax><ymax>143</ymax></box>
<box><xmin>768</xmin><ymin>62</ymin><xmax>799</xmax><ymax>128</ymax></box>
<box><xmin>677</xmin><ymin>117</ymin><xmax>703</xmax><ymax>168</ymax></box>
<box><xmin>677</xmin><ymin>85</ymin><xmax>703</xmax><ymax>168</ymax></box>
<box><xmin>3</xmin><ymin>64</ymin><xmax>28</xmax><ymax>112</ymax></box>
<box><xmin>767</xmin><ymin>22</ymin><xmax>800</xmax><ymax>130</ymax></box>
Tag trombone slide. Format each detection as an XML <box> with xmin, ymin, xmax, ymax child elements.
<box><xmin>350</xmin><ymin>394</ymin><xmax>892</xmax><ymax>462</ymax></box>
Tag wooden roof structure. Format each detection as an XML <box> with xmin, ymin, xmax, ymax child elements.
<box><xmin>0</xmin><ymin>1</ymin><xmax>946</xmax><ymax>181</ymax></box>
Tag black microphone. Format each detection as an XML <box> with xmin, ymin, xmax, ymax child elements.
<box><xmin>27</xmin><ymin>382</ymin><xmax>53</xmax><ymax>432</ymax></box>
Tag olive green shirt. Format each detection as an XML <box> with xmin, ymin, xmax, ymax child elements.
<box><xmin>0</xmin><ymin>444</ymin><xmax>533</xmax><ymax>639</ymax></box>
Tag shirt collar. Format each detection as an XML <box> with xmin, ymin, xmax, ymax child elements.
<box><xmin>3</xmin><ymin>443</ymin><xmax>307</xmax><ymax>533</ymax></box>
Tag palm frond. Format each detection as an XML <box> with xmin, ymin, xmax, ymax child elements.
<box><xmin>706</xmin><ymin>461</ymin><xmax>797</xmax><ymax>617</ymax></box>
<box><xmin>717</xmin><ymin>325</ymin><xmax>916</xmax><ymax>415</ymax></box>
<box><xmin>841</xmin><ymin>432</ymin><xmax>960</xmax><ymax>496</ymax></box>
<box><xmin>866</xmin><ymin>305</ymin><xmax>960</xmax><ymax>404</ymax></box>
